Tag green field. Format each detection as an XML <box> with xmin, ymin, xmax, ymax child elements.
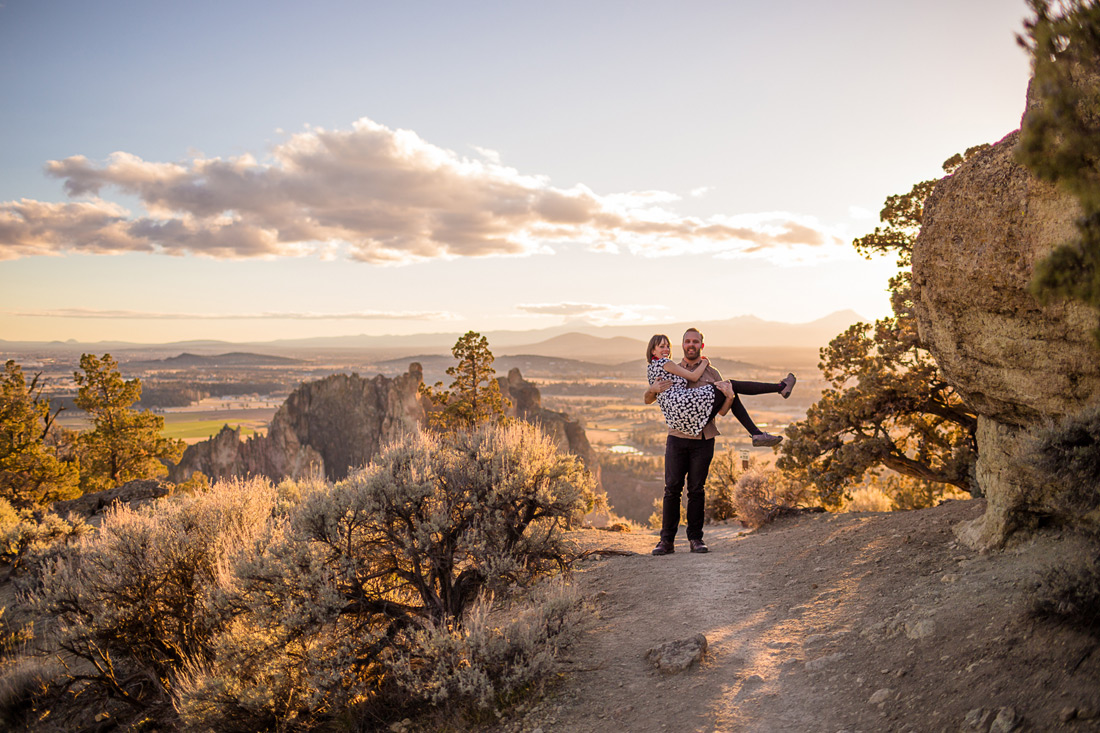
<box><xmin>161</xmin><ymin>418</ymin><xmax>267</xmax><ymax>442</ymax></box>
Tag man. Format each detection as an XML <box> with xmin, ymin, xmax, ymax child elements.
<box><xmin>644</xmin><ymin>327</ymin><xmax>790</xmax><ymax>557</ymax></box>
<box><xmin>643</xmin><ymin>328</ymin><xmax>729</xmax><ymax>556</ymax></box>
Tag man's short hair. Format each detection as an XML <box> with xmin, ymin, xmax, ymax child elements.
<box><xmin>683</xmin><ymin>327</ymin><xmax>704</xmax><ymax>341</ymax></box>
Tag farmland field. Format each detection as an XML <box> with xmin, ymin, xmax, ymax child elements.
<box><xmin>161</xmin><ymin>407</ymin><xmax>276</xmax><ymax>444</ymax></box>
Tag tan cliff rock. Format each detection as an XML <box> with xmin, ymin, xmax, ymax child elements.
<box><xmin>498</xmin><ymin>367</ymin><xmax>597</xmax><ymax>470</ymax></box>
<box><xmin>912</xmin><ymin>98</ymin><xmax>1100</xmax><ymax>548</ymax></box>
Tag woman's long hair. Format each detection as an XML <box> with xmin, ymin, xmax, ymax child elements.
<box><xmin>646</xmin><ymin>334</ymin><xmax>670</xmax><ymax>363</ymax></box>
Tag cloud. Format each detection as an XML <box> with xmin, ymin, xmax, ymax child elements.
<box><xmin>517</xmin><ymin>302</ymin><xmax>665</xmax><ymax>323</ymax></box>
<box><xmin>1</xmin><ymin>117</ymin><xmax>845</xmax><ymax>264</ymax></box>
<box><xmin>14</xmin><ymin>308</ymin><xmax>457</xmax><ymax>321</ymax></box>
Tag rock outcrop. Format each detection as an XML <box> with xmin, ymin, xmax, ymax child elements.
<box><xmin>498</xmin><ymin>368</ymin><xmax>597</xmax><ymax>469</ymax></box>
<box><xmin>170</xmin><ymin>364</ymin><xmax>598</xmax><ymax>488</ymax></box>
<box><xmin>170</xmin><ymin>365</ymin><xmax>425</xmax><ymax>483</ymax></box>
<box><xmin>50</xmin><ymin>478</ymin><xmax>173</xmax><ymax>521</ymax></box>
<box><xmin>912</xmin><ymin>92</ymin><xmax>1100</xmax><ymax>548</ymax></box>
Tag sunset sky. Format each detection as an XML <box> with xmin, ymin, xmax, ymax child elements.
<box><xmin>1</xmin><ymin>0</ymin><xmax>1033</xmax><ymax>344</ymax></box>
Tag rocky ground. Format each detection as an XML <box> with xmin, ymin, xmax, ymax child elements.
<box><xmin>488</xmin><ymin>499</ymin><xmax>1100</xmax><ymax>733</ymax></box>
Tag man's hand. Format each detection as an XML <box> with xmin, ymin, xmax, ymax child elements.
<box><xmin>644</xmin><ymin>378</ymin><xmax>673</xmax><ymax>404</ymax></box>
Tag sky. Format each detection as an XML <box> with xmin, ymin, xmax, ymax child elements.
<box><xmin>0</xmin><ymin>0</ymin><xmax>1035</xmax><ymax>344</ymax></box>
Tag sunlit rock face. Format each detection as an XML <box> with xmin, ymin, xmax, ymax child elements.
<box><xmin>171</xmin><ymin>364</ymin><xmax>599</xmax><ymax>487</ymax></box>
<box><xmin>499</xmin><ymin>367</ymin><xmax>598</xmax><ymax>471</ymax></box>
<box><xmin>912</xmin><ymin>125</ymin><xmax>1100</xmax><ymax>548</ymax></box>
<box><xmin>171</xmin><ymin>365</ymin><xmax>425</xmax><ymax>482</ymax></box>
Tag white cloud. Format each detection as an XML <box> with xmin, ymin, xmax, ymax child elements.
<box><xmin>517</xmin><ymin>302</ymin><xmax>665</xmax><ymax>324</ymax></box>
<box><xmin>1</xmin><ymin>117</ymin><xmax>846</xmax><ymax>265</ymax></box>
<box><xmin>14</xmin><ymin>308</ymin><xmax>457</xmax><ymax>321</ymax></box>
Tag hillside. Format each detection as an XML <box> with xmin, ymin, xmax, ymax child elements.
<box><xmin>492</xmin><ymin>500</ymin><xmax>1100</xmax><ymax>733</ymax></box>
<box><xmin>126</xmin><ymin>351</ymin><xmax>305</xmax><ymax>370</ymax></box>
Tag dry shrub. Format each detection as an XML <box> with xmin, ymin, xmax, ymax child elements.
<box><xmin>704</xmin><ymin>450</ymin><xmax>742</xmax><ymax>523</ymax></box>
<box><xmin>0</xmin><ymin>656</ymin><xmax>57</xmax><ymax>730</ymax></box>
<box><xmin>645</xmin><ymin>451</ymin><xmax>751</xmax><ymax>527</ymax></box>
<box><xmin>0</xmin><ymin>498</ymin><xmax>89</xmax><ymax>573</ymax></box>
<box><xmin>1032</xmin><ymin>549</ymin><xmax>1100</xmax><ymax>637</ymax></box>
<box><xmin>843</xmin><ymin>486</ymin><xmax>893</xmax><ymax>513</ymax></box>
<box><xmin>388</xmin><ymin>580</ymin><xmax>590</xmax><ymax>715</ymax></box>
<box><xmin>30</xmin><ymin>477</ymin><xmax>277</xmax><ymax>724</ymax></box>
<box><xmin>1032</xmin><ymin>404</ymin><xmax>1100</xmax><ymax>530</ymax></box>
<box><xmin>19</xmin><ymin>424</ymin><xmax>597</xmax><ymax>731</ymax></box>
<box><xmin>732</xmin><ymin>465</ymin><xmax>814</xmax><ymax>530</ymax></box>
<box><xmin>175</xmin><ymin>423</ymin><xmax>598</xmax><ymax>730</ymax></box>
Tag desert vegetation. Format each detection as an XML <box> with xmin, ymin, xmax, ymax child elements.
<box><xmin>0</xmin><ymin>422</ymin><xmax>600</xmax><ymax>731</ymax></box>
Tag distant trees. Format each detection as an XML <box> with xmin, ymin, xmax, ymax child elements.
<box><xmin>1018</xmin><ymin>0</ymin><xmax>1100</xmax><ymax>341</ymax></box>
<box><xmin>73</xmin><ymin>353</ymin><xmax>184</xmax><ymax>494</ymax></box>
<box><xmin>0</xmin><ymin>360</ymin><xmax>80</xmax><ymax>508</ymax></box>
<box><xmin>777</xmin><ymin>153</ymin><xmax>981</xmax><ymax>509</ymax></box>
<box><xmin>420</xmin><ymin>330</ymin><xmax>510</xmax><ymax>430</ymax></box>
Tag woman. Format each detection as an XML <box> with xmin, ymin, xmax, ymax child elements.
<box><xmin>645</xmin><ymin>333</ymin><xmax>795</xmax><ymax>446</ymax></box>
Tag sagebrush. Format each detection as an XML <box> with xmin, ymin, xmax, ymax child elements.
<box><xmin>15</xmin><ymin>423</ymin><xmax>597</xmax><ymax>731</ymax></box>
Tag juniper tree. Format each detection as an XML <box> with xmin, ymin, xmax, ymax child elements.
<box><xmin>777</xmin><ymin>153</ymin><xmax>983</xmax><ymax>508</ymax></box>
<box><xmin>74</xmin><ymin>353</ymin><xmax>184</xmax><ymax>493</ymax></box>
<box><xmin>0</xmin><ymin>360</ymin><xmax>80</xmax><ymax>507</ymax></box>
<box><xmin>1017</xmin><ymin>0</ymin><xmax>1100</xmax><ymax>341</ymax></box>
<box><xmin>420</xmin><ymin>330</ymin><xmax>510</xmax><ymax>429</ymax></box>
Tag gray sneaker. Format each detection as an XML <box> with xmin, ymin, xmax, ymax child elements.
<box><xmin>752</xmin><ymin>432</ymin><xmax>784</xmax><ymax>447</ymax></box>
<box><xmin>779</xmin><ymin>373</ymin><xmax>796</xmax><ymax>399</ymax></box>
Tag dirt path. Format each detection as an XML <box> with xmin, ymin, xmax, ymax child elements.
<box><xmin>490</xmin><ymin>500</ymin><xmax>1100</xmax><ymax>733</ymax></box>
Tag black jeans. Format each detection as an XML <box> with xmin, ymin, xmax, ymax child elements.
<box><xmin>661</xmin><ymin>435</ymin><xmax>715</xmax><ymax>543</ymax></box>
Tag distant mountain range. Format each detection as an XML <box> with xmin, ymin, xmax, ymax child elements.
<box><xmin>125</xmin><ymin>352</ymin><xmax>306</xmax><ymax>370</ymax></box>
<box><xmin>0</xmin><ymin>310</ymin><xmax>866</xmax><ymax>359</ymax></box>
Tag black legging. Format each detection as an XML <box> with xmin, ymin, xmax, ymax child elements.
<box><xmin>705</xmin><ymin>379</ymin><xmax>783</xmax><ymax>436</ymax></box>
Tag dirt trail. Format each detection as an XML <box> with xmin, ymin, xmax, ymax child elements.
<box><xmin>491</xmin><ymin>500</ymin><xmax>1100</xmax><ymax>733</ymax></box>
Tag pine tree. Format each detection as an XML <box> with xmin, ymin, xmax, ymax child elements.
<box><xmin>0</xmin><ymin>360</ymin><xmax>80</xmax><ymax>507</ymax></box>
<box><xmin>420</xmin><ymin>331</ymin><xmax>510</xmax><ymax>430</ymax></box>
<box><xmin>74</xmin><ymin>353</ymin><xmax>184</xmax><ymax>493</ymax></box>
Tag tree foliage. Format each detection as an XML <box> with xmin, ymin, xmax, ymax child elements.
<box><xmin>420</xmin><ymin>331</ymin><xmax>510</xmax><ymax>430</ymax></box>
<box><xmin>0</xmin><ymin>360</ymin><xmax>80</xmax><ymax>508</ymax></box>
<box><xmin>1018</xmin><ymin>0</ymin><xmax>1100</xmax><ymax>337</ymax></box>
<box><xmin>777</xmin><ymin>153</ymin><xmax>981</xmax><ymax>508</ymax></box>
<box><xmin>73</xmin><ymin>353</ymin><xmax>184</xmax><ymax>493</ymax></box>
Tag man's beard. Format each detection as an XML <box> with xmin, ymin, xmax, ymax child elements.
<box><xmin>683</xmin><ymin>347</ymin><xmax>700</xmax><ymax>361</ymax></box>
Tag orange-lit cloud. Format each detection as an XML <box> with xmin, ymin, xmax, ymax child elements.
<box><xmin>1</xmin><ymin>118</ymin><xmax>844</xmax><ymax>263</ymax></box>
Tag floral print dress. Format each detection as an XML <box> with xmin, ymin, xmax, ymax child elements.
<box><xmin>647</xmin><ymin>358</ymin><xmax>719</xmax><ymax>436</ymax></box>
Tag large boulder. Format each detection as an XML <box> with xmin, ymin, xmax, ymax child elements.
<box><xmin>912</xmin><ymin>120</ymin><xmax>1100</xmax><ymax>547</ymax></box>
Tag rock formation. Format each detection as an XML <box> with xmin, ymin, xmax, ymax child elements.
<box><xmin>170</xmin><ymin>364</ymin><xmax>598</xmax><ymax>488</ymax></box>
<box><xmin>912</xmin><ymin>88</ymin><xmax>1100</xmax><ymax>548</ymax></box>
<box><xmin>170</xmin><ymin>365</ymin><xmax>426</xmax><ymax>483</ymax></box>
<box><xmin>498</xmin><ymin>368</ymin><xmax>597</xmax><ymax>470</ymax></box>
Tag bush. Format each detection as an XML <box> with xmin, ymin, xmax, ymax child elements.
<box><xmin>31</xmin><ymin>477</ymin><xmax>277</xmax><ymax>723</ymax></box>
<box><xmin>704</xmin><ymin>450</ymin><xmax>743</xmax><ymax>523</ymax></box>
<box><xmin>23</xmin><ymin>423</ymin><xmax>598</xmax><ymax>730</ymax></box>
<box><xmin>731</xmin><ymin>465</ymin><xmax>814</xmax><ymax>530</ymax></box>
<box><xmin>1032</xmin><ymin>549</ymin><xmax>1100</xmax><ymax>637</ymax></box>
<box><xmin>1033</xmin><ymin>404</ymin><xmax>1100</xmax><ymax>530</ymax></box>
<box><xmin>176</xmin><ymin>422</ymin><xmax>599</xmax><ymax>730</ymax></box>
<box><xmin>387</xmin><ymin>581</ymin><xmax>589</xmax><ymax>715</ymax></box>
<box><xmin>0</xmin><ymin>498</ymin><xmax>89</xmax><ymax>573</ymax></box>
<box><xmin>0</xmin><ymin>656</ymin><xmax>57</xmax><ymax>730</ymax></box>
